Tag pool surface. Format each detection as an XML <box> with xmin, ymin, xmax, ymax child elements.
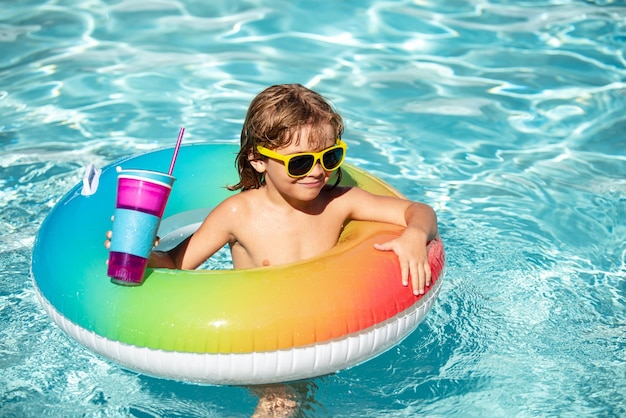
<box><xmin>1</xmin><ymin>0</ymin><xmax>625</xmax><ymax>416</ymax></box>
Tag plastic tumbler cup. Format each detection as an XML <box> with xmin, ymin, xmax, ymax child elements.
<box><xmin>107</xmin><ymin>169</ymin><xmax>175</xmax><ymax>285</ymax></box>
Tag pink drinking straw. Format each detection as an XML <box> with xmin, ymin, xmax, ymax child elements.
<box><xmin>168</xmin><ymin>127</ymin><xmax>185</xmax><ymax>175</ymax></box>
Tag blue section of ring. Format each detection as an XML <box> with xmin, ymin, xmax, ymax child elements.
<box><xmin>110</xmin><ymin>208</ymin><xmax>160</xmax><ymax>258</ymax></box>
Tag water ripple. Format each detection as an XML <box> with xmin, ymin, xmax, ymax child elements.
<box><xmin>1</xmin><ymin>0</ymin><xmax>625</xmax><ymax>416</ymax></box>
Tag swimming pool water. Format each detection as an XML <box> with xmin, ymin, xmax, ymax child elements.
<box><xmin>1</xmin><ymin>0</ymin><xmax>625</xmax><ymax>416</ymax></box>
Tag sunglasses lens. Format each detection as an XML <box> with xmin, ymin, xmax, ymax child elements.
<box><xmin>288</xmin><ymin>155</ymin><xmax>315</xmax><ymax>177</ymax></box>
<box><xmin>322</xmin><ymin>148</ymin><xmax>344</xmax><ymax>170</ymax></box>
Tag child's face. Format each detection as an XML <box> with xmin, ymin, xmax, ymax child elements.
<box><xmin>261</xmin><ymin>125</ymin><xmax>338</xmax><ymax>202</ymax></box>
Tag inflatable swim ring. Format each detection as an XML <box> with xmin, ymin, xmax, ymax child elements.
<box><xmin>32</xmin><ymin>144</ymin><xmax>445</xmax><ymax>385</ymax></box>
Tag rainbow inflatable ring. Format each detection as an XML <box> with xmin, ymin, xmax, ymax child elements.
<box><xmin>32</xmin><ymin>144</ymin><xmax>445</xmax><ymax>385</ymax></box>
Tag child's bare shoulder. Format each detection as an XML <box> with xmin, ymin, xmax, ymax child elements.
<box><xmin>214</xmin><ymin>188</ymin><xmax>262</xmax><ymax>215</ymax></box>
<box><xmin>326</xmin><ymin>185</ymin><xmax>400</xmax><ymax>216</ymax></box>
<box><xmin>201</xmin><ymin>190</ymin><xmax>261</xmax><ymax>236</ymax></box>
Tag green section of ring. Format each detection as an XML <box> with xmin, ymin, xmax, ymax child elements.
<box><xmin>31</xmin><ymin>143</ymin><xmax>406</xmax><ymax>353</ymax></box>
<box><xmin>32</xmin><ymin>144</ymin><xmax>237</xmax><ymax>337</ymax></box>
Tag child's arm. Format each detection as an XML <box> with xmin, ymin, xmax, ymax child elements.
<box><xmin>341</xmin><ymin>187</ymin><xmax>438</xmax><ymax>295</ymax></box>
<box><xmin>167</xmin><ymin>195</ymin><xmax>241</xmax><ymax>270</ymax></box>
<box><xmin>373</xmin><ymin>202</ymin><xmax>438</xmax><ymax>295</ymax></box>
<box><xmin>149</xmin><ymin>237</ymin><xmax>191</xmax><ymax>268</ymax></box>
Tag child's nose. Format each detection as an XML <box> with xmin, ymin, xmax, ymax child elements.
<box><xmin>309</xmin><ymin>159</ymin><xmax>325</xmax><ymax>176</ymax></box>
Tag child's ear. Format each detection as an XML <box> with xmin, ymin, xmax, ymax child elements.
<box><xmin>248</xmin><ymin>149</ymin><xmax>266</xmax><ymax>173</ymax></box>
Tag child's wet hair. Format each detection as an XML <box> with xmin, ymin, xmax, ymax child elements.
<box><xmin>229</xmin><ymin>84</ymin><xmax>344</xmax><ymax>191</ymax></box>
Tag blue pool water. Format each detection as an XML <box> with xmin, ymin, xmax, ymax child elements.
<box><xmin>1</xmin><ymin>0</ymin><xmax>625</xmax><ymax>416</ymax></box>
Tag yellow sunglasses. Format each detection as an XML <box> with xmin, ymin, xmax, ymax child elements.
<box><xmin>256</xmin><ymin>140</ymin><xmax>347</xmax><ymax>178</ymax></box>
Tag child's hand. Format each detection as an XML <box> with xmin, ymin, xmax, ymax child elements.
<box><xmin>104</xmin><ymin>215</ymin><xmax>114</xmax><ymax>252</ymax></box>
<box><xmin>104</xmin><ymin>230</ymin><xmax>112</xmax><ymax>250</ymax></box>
<box><xmin>374</xmin><ymin>229</ymin><xmax>431</xmax><ymax>296</ymax></box>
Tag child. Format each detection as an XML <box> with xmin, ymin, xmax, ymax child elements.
<box><xmin>107</xmin><ymin>83</ymin><xmax>438</xmax><ymax>417</ymax></box>
<box><xmin>148</xmin><ymin>84</ymin><xmax>437</xmax><ymax>291</ymax></box>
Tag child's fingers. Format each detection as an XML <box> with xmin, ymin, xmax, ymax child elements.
<box><xmin>373</xmin><ymin>242</ymin><xmax>391</xmax><ymax>251</ymax></box>
<box><xmin>410</xmin><ymin>261</ymin><xmax>432</xmax><ymax>296</ymax></box>
<box><xmin>376</xmin><ymin>242</ymin><xmax>409</xmax><ymax>286</ymax></box>
<box><xmin>374</xmin><ymin>240</ymin><xmax>432</xmax><ymax>294</ymax></box>
<box><xmin>408</xmin><ymin>260</ymin><xmax>419</xmax><ymax>295</ymax></box>
<box><xmin>399</xmin><ymin>259</ymin><xmax>409</xmax><ymax>287</ymax></box>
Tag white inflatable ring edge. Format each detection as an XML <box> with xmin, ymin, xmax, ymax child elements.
<box><xmin>33</xmin><ymin>275</ymin><xmax>443</xmax><ymax>385</ymax></box>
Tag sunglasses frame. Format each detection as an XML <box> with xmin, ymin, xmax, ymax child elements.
<box><xmin>256</xmin><ymin>139</ymin><xmax>347</xmax><ymax>178</ymax></box>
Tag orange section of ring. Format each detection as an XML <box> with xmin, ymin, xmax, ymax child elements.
<box><xmin>109</xmin><ymin>224</ymin><xmax>445</xmax><ymax>354</ymax></box>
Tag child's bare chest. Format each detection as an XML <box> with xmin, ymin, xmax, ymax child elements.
<box><xmin>233</xmin><ymin>209</ymin><xmax>345</xmax><ymax>268</ymax></box>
